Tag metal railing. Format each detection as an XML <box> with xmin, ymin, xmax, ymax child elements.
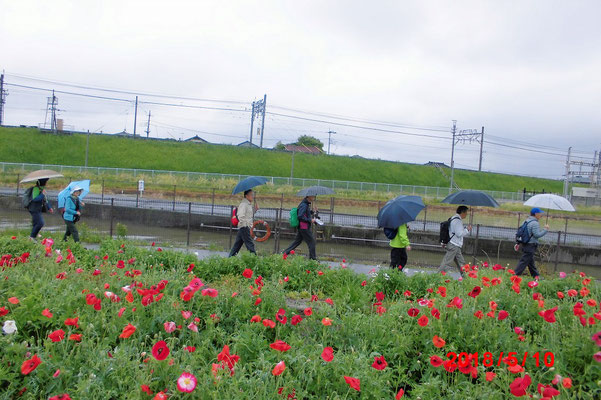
<box><xmin>0</xmin><ymin>161</ymin><xmax>541</xmax><ymax>201</ymax></box>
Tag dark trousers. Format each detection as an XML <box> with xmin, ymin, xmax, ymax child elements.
<box><xmin>63</xmin><ymin>220</ymin><xmax>80</xmax><ymax>242</ymax></box>
<box><xmin>228</xmin><ymin>227</ymin><xmax>256</xmax><ymax>257</ymax></box>
<box><xmin>515</xmin><ymin>243</ymin><xmax>540</xmax><ymax>277</ymax></box>
<box><xmin>390</xmin><ymin>247</ymin><xmax>408</xmax><ymax>270</ymax></box>
<box><xmin>30</xmin><ymin>211</ymin><xmax>44</xmax><ymax>238</ymax></box>
<box><xmin>284</xmin><ymin>228</ymin><xmax>316</xmax><ymax>260</ymax></box>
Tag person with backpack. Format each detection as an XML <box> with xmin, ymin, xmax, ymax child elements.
<box><xmin>63</xmin><ymin>187</ymin><xmax>84</xmax><ymax>243</ymax></box>
<box><xmin>388</xmin><ymin>224</ymin><xmax>411</xmax><ymax>270</ymax></box>
<box><xmin>514</xmin><ymin>207</ymin><xmax>549</xmax><ymax>278</ymax></box>
<box><xmin>228</xmin><ymin>189</ymin><xmax>258</xmax><ymax>257</ymax></box>
<box><xmin>283</xmin><ymin>196</ymin><xmax>317</xmax><ymax>260</ymax></box>
<box><xmin>437</xmin><ymin>205</ymin><xmax>472</xmax><ymax>276</ymax></box>
<box><xmin>25</xmin><ymin>179</ymin><xmax>54</xmax><ymax>241</ymax></box>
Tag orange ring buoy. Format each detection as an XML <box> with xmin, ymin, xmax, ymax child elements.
<box><xmin>251</xmin><ymin>220</ymin><xmax>271</xmax><ymax>242</ymax></box>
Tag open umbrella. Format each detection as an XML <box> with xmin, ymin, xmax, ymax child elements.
<box><xmin>377</xmin><ymin>195</ymin><xmax>425</xmax><ymax>229</ymax></box>
<box><xmin>296</xmin><ymin>186</ymin><xmax>335</xmax><ymax>197</ymax></box>
<box><xmin>20</xmin><ymin>169</ymin><xmax>64</xmax><ymax>183</ymax></box>
<box><xmin>524</xmin><ymin>194</ymin><xmax>575</xmax><ymax>211</ymax></box>
<box><xmin>58</xmin><ymin>180</ymin><xmax>91</xmax><ymax>209</ymax></box>
<box><xmin>441</xmin><ymin>190</ymin><xmax>500</xmax><ymax>207</ymax></box>
<box><xmin>232</xmin><ymin>176</ymin><xmax>268</xmax><ymax>195</ymax></box>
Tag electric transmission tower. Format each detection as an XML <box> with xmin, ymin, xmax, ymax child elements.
<box><xmin>44</xmin><ymin>90</ymin><xmax>59</xmax><ymax>132</ymax></box>
<box><xmin>0</xmin><ymin>72</ymin><xmax>7</xmax><ymax>126</ymax></box>
<box><xmin>449</xmin><ymin>121</ymin><xmax>485</xmax><ymax>190</ymax></box>
<box><xmin>249</xmin><ymin>94</ymin><xmax>267</xmax><ymax>147</ymax></box>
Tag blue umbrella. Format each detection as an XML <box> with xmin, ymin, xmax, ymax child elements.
<box><xmin>232</xmin><ymin>176</ymin><xmax>268</xmax><ymax>194</ymax></box>
<box><xmin>377</xmin><ymin>195</ymin><xmax>425</xmax><ymax>229</ymax></box>
<box><xmin>58</xmin><ymin>180</ymin><xmax>91</xmax><ymax>208</ymax></box>
<box><xmin>441</xmin><ymin>190</ymin><xmax>500</xmax><ymax>208</ymax></box>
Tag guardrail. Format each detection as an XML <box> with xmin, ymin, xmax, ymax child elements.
<box><xmin>0</xmin><ymin>161</ymin><xmax>540</xmax><ymax>201</ymax></box>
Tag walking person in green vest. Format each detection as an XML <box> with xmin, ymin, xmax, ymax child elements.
<box><xmin>390</xmin><ymin>224</ymin><xmax>411</xmax><ymax>270</ymax></box>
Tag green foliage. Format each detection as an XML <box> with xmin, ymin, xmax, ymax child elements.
<box><xmin>294</xmin><ymin>135</ymin><xmax>324</xmax><ymax>150</ymax></box>
<box><xmin>1</xmin><ymin>237</ymin><xmax>599</xmax><ymax>399</ymax></box>
<box><xmin>0</xmin><ymin>127</ymin><xmax>564</xmax><ymax>192</ymax></box>
<box><xmin>115</xmin><ymin>223</ymin><xmax>128</xmax><ymax>238</ymax></box>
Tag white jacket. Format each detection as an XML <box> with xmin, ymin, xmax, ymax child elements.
<box><xmin>449</xmin><ymin>214</ymin><xmax>469</xmax><ymax>248</ymax></box>
<box><xmin>237</xmin><ymin>198</ymin><xmax>253</xmax><ymax>228</ymax></box>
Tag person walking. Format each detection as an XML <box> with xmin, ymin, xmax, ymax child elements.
<box><xmin>228</xmin><ymin>189</ymin><xmax>258</xmax><ymax>257</ymax></box>
<box><xmin>438</xmin><ymin>205</ymin><xmax>472</xmax><ymax>276</ymax></box>
<box><xmin>514</xmin><ymin>207</ymin><xmax>549</xmax><ymax>278</ymax></box>
<box><xmin>63</xmin><ymin>187</ymin><xmax>84</xmax><ymax>243</ymax></box>
<box><xmin>27</xmin><ymin>179</ymin><xmax>53</xmax><ymax>240</ymax></box>
<box><xmin>389</xmin><ymin>224</ymin><xmax>411</xmax><ymax>270</ymax></box>
<box><xmin>283</xmin><ymin>196</ymin><xmax>317</xmax><ymax>260</ymax></box>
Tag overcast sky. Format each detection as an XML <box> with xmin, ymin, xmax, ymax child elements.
<box><xmin>2</xmin><ymin>0</ymin><xmax>600</xmax><ymax>181</ymax></box>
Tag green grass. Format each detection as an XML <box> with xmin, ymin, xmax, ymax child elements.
<box><xmin>0</xmin><ymin>127</ymin><xmax>564</xmax><ymax>192</ymax></box>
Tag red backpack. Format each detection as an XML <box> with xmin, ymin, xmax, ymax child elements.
<box><xmin>231</xmin><ymin>207</ymin><xmax>239</xmax><ymax>227</ymax></box>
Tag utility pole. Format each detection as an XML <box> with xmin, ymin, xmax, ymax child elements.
<box><xmin>450</xmin><ymin>120</ymin><xmax>457</xmax><ymax>190</ymax></box>
<box><xmin>145</xmin><ymin>111</ymin><xmax>151</xmax><ymax>138</ymax></box>
<box><xmin>563</xmin><ymin>146</ymin><xmax>572</xmax><ymax>197</ymax></box>
<box><xmin>45</xmin><ymin>90</ymin><xmax>58</xmax><ymax>132</ymax></box>
<box><xmin>260</xmin><ymin>94</ymin><xmax>267</xmax><ymax>148</ymax></box>
<box><xmin>327</xmin><ymin>130</ymin><xmax>336</xmax><ymax>155</ymax></box>
<box><xmin>133</xmin><ymin>96</ymin><xmax>138</xmax><ymax>138</ymax></box>
<box><xmin>85</xmin><ymin>130</ymin><xmax>90</xmax><ymax>167</ymax></box>
<box><xmin>249</xmin><ymin>101</ymin><xmax>256</xmax><ymax>144</ymax></box>
<box><xmin>478</xmin><ymin>126</ymin><xmax>484</xmax><ymax>171</ymax></box>
<box><xmin>290</xmin><ymin>149</ymin><xmax>295</xmax><ymax>178</ymax></box>
<box><xmin>0</xmin><ymin>72</ymin><xmax>6</xmax><ymax>126</ymax></box>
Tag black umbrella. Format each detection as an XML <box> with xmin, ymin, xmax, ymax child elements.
<box><xmin>296</xmin><ymin>186</ymin><xmax>335</xmax><ymax>197</ymax></box>
<box><xmin>232</xmin><ymin>176</ymin><xmax>268</xmax><ymax>194</ymax></box>
<box><xmin>441</xmin><ymin>190</ymin><xmax>500</xmax><ymax>208</ymax></box>
<box><xmin>377</xmin><ymin>195</ymin><xmax>425</xmax><ymax>229</ymax></box>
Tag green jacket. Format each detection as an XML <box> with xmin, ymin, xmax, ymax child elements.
<box><xmin>389</xmin><ymin>224</ymin><xmax>410</xmax><ymax>248</ymax></box>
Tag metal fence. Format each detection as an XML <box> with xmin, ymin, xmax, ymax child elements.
<box><xmin>0</xmin><ymin>161</ymin><xmax>541</xmax><ymax>201</ymax></box>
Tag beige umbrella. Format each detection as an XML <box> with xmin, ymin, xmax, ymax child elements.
<box><xmin>19</xmin><ymin>169</ymin><xmax>64</xmax><ymax>183</ymax></box>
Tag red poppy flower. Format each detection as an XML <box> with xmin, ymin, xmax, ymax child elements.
<box><xmin>275</xmin><ymin>309</ymin><xmax>287</xmax><ymax>325</ymax></box>
<box><xmin>431</xmin><ymin>308</ymin><xmax>440</xmax><ymax>319</ymax></box>
<box><xmin>21</xmin><ymin>354</ymin><xmax>42</xmax><ymax>375</ymax></box>
<box><xmin>42</xmin><ymin>309</ymin><xmax>53</xmax><ymax>318</ymax></box>
<box><xmin>417</xmin><ymin>315</ymin><xmax>429</xmax><ymax>327</ymax></box>
<box><xmin>474</xmin><ymin>310</ymin><xmax>484</xmax><ymax>319</ymax></box>
<box><xmin>272</xmin><ymin>361</ymin><xmax>286</xmax><ymax>376</ymax></box>
<box><xmin>322</xmin><ymin>318</ymin><xmax>333</xmax><ymax>326</ymax></box>
<box><xmin>48</xmin><ymin>329</ymin><xmax>65</xmax><ymax>342</ymax></box>
<box><xmin>64</xmin><ymin>317</ymin><xmax>79</xmax><ymax>328</ymax></box>
<box><xmin>498</xmin><ymin>310</ymin><xmax>509</xmax><ymax>321</ymax></box>
<box><xmin>69</xmin><ymin>334</ymin><xmax>82</xmax><ymax>341</ymax></box>
<box><xmin>468</xmin><ymin>286</ymin><xmax>481</xmax><ymax>298</ymax></box>
<box><xmin>447</xmin><ymin>297</ymin><xmax>463</xmax><ymax>309</ymax></box>
<box><xmin>430</xmin><ymin>355</ymin><xmax>443</xmax><ymax>367</ymax></box>
<box><xmin>432</xmin><ymin>335</ymin><xmax>445</xmax><ymax>348</ymax></box>
<box><xmin>396</xmin><ymin>388</ymin><xmax>405</xmax><ymax>399</ymax></box>
<box><xmin>49</xmin><ymin>394</ymin><xmax>71</xmax><ymax>400</ymax></box>
<box><xmin>8</xmin><ymin>297</ymin><xmax>19</xmax><ymax>304</ymax></box>
<box><xmin>263</xmin><ymin>319</ymin><xmax>276</xmax><ymax>328</ymax></box>
<box><xmin>567</xmin><ymin>289</ymin><xmax>578</xmax><ymax>297</ymax></box>
<box><xmin>537</xmin><ymin>384</ymin><xmax>560</xmax><ymax>398</ymax></box>
<box><xmin>250</xmin><ymin>315</ymin><xmax>262</xmax><ymax>323</ymax></box>
<box><xmin>304</xmin><ymin>307</ymin><xmax>313</xmax><ymax>316</ymax></box>
<box><xmin>344</xmin><ymin>376</ymin><xmax>361</xmax><ymax>391</ymax></box>
<box><xmin>242</xmin><ymin>268</ymin><xmax>253</xmax><ymax>278</ymax></box>
<box><xmin>201</xmin><ymin>288</ymin><xmax>218</xmax><ymax>298</ymax></box>
<box><xmin>254</xmin><ymin>298</ymin><xmax>262</xmax><ymax>306</ymax></box>
<box><xmin>407</xmin><ymin>308</ymin><xmax>420</xmax><ymax>317</ymax></box>
<box><xmin>509</xmin><ymin>374</ymin><xmax>531</xmax><ymax>397</ymax></box>
<box><xmin>141</xmin><ymin>385</ymin><xmax>153</xmax><ymax>395</ymax></box>
<box><xmin>152</xmin><ymin>340</ymin><xmax>170</xmax><ymax>361</ymax></box>
<box><xmin>541</xmin><ymin>307</ymin><xmax>558</xmax><ymax>323</ymax></box>
<box><xmin>325</xmin><ymin>298</ymin><xmax>334</xmax><ymax>305</ymax></box>
<box><xmin>321</xmin><ymin>347</ymin><xmax>334</xmax><ymax>362</ymax></box>
<box><xmin>291</xmin><ymin>315</ymin><xmax>303</xmax><ymax>325</ymax></box>
<box><xmin>485</xmin><ymin>371</ymin><xmax>496</xmax><ymax>381</ymax></box>
<box><xmin>375</xmin><ymin>292</ymin><xmax>385</xmax><ymax>302</ymax></box>
<box><xmin>270</xmin><ymin>340</ymin><xmax>291</xmax><ymax>352</ymax></box>
<box><xmin>119</xmin><ymin>323</ymin><xmax>137</xmax><ymax>338</ymax></box>
<box><xmin>217</xmin><ymin>345</ymin><xmax>240</xmax><ymax>370</ymax></box>
<box><xmin>371</xmin><ymin>355</ymin><xmax>388</xmax><ymax>370</ymax></box>
<box><xmin>0</xmin><ymin>306</ymin><xmax>9</xmax><ymax>317</ymax></box>
<box><xmin>436</xmin><ymin>286</ymin><xmax>447</xmax><ymax>297</ymax></box>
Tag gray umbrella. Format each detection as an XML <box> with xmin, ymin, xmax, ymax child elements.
<box><xmin>20</xmin><ymin>169</ymin><xmax>64</xmax><ymax>183</ymax></box>
<box><xmin>296</xmin><ymin>186</ymin><xmax>335</xmax><ymax>197</ymax></box>
<box><xmin>441</xmin><ymin>190</ymin><xmax>500</xmax><ymax>208</ymax></box>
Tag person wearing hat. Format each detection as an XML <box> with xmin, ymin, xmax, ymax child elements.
<box><xmin>283</xmin><ymin>195</ymin><xmax>317</xmax><ymax>260</ymax></box>
<box><xmin>27</xmin><ymin>178</ymin><xmax>53</xmax><ymax>240</ymax></box>
<box><xmin>228</xmin><ymin>189</ymin><xmax>258</xmax><ymax>257</ymax></box>
<box><xmin>514</xmin><ymin>207</ymin><xmax>549</xmax><ymax>278</ymax></box>
<box><xmin>63</xmin><ymin>187</ymin><xmax>84</xmax><ymax>243</ymax></box>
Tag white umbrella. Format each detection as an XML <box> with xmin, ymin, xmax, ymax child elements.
<box><xmin>524</xmin><ymin>194</ymin><xmax>575</xmax><ymax>211</ymax></box>
<box><xmin>20</xmin><ymin>169</ymin><xmax>64</xmax><ymax>183</ymax></box>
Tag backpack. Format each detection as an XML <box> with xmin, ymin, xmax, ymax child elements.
<box><xmin>515</xmin><ymin>220</ymin><xmax>533</xmax><ymax>244</ymax></box>
<box><xmin>289</xmin><ymin>207</ymin><xmax>299</xmax><ymax>228</ymax></box>
<box><xmin>383</xmin><ymin>227</ymin><xmax>397</xmax><ymax>240</ymax></box>
<box><xmin>231</xmin><ymin>207</ymin><xmax>239</xmax><ymax>227</ymax></box>
<box><xmin>22</xmin><ymin>187</ymin><xmax>34</xmax><ymax>209</ymax></box>
<box><xmin>439</xmin><ymin>216</ymin><xmax>460</xmax><ymax>245</ymax></box>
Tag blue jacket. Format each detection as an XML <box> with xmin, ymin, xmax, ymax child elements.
<box><xmin>525</xmin><ymin>216</ymin><xmax>547</xmax><ymax>244</ymax></box>
<box><xmin>63</xmin><ymin>196</ymin><xmax>80</xmax><ymax>222</ymax></box>
<box><xmin>27</xmin><ymin>186</ymin><xmax>52</xmax><ymax>213</ymax></box>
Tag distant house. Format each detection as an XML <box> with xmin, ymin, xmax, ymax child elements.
<box><xmin>238</xmin><ymin>141</ymin><xmax>259</xmax><ymax>148</ymax></box>
<box><xmin>185</xmin><ymin>135</ymin><xmax>209</xmax><ymax>144</ymax></box>
<box><xmin>283</xmin><ymin>144</ymin><xmax>322</xmax><ymax>155</ymax></box>
<box><xmin>424</xmin><ymin>161</ymin><xmax>450</xmax><ymax>168</ymax></box>
<box><xmin>114</xmin><ymin>130</ymin><xmax>131</xmax><ymax>137</ymax></box>
<box><xmin>572</xmin><ymin>175</ymin><xmax>591</xmax><ymax>184</ymax></box>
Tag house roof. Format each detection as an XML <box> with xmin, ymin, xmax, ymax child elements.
<box><xmin>283</xmin><ymin>144</ymin><xmax>322</xmax><ymax>154</ymax></box>
<box><xmin>185</xmin><ymin>135</ymin><xmax>208</xmax><ymax>143</ymax></box>
<box><xmin>238</xmin><ymin>140</ymin><xmax>259</xmax><ymax>148</ymax></box>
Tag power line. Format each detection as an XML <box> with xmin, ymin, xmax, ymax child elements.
<box><xmin>6</xmin><ymin>83</ymin><xmax>132</xmax><ymax>103</ymax></box>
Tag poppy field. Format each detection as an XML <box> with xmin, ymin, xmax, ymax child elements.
<box><xmin>1</xmin><ymin>235</ymin><xmax>600</xmax><ymax>399</ymax></box>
